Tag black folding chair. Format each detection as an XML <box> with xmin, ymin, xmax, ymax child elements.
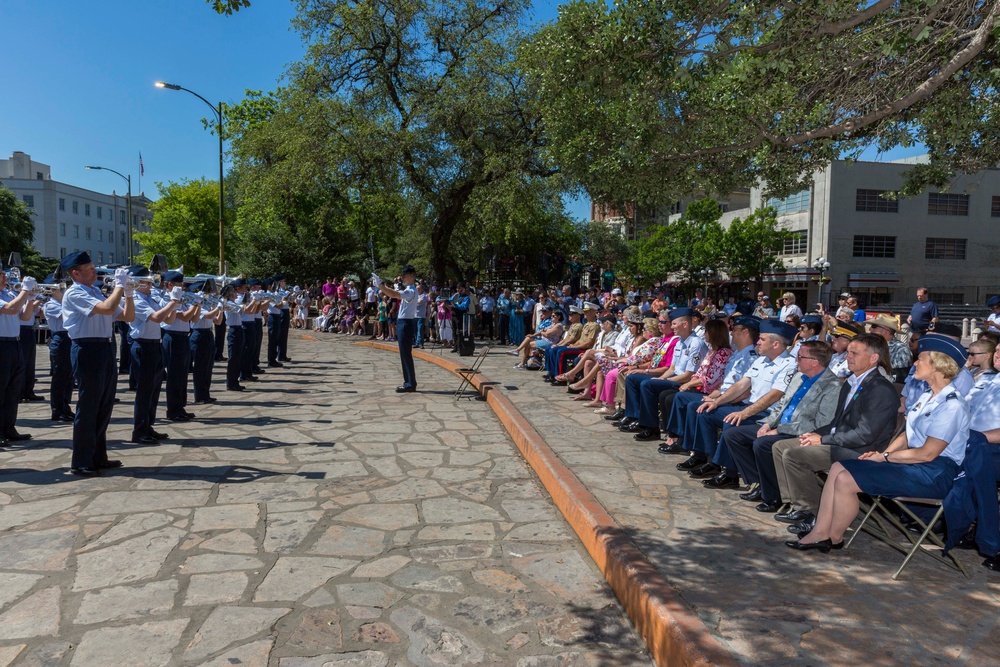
<box><xmin>454</xmin><ymin>345</ymin><xmax>491</xmax><ymax>400</ymax></box>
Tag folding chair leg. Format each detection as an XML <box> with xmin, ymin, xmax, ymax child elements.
<box><xmin>846</xmin><ymin>498</ymin><xmax>883</xmax><ymax>549</ymax></box>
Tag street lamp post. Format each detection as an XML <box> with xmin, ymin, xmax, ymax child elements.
<box><xmin>697</xmin><ymin>267</ymin><xmax>715</xmax><ymax>297</ymax></box>
<box><xmin>812</xmin><ymin>256</ymin><xmax>831</xmax><ymax>309</ymax></box>
<box><xmin>85</xmin><ymin>166</ymin><xmax>132</xmax><ymax>265</ymax></box>
<box><xmin>155</xmin><ymin>81</ymin><xmax>225</xmax><ymax>275</ymax></box>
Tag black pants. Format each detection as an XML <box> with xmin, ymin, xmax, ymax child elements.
<box><xmin>0</xmin><ymin>338</ymin><xmax>24</xmax><ymax>437</ymax></box>
<box><xmin>130</xmin><ymin>339</ymin><xmax>163</xmax><ymax>439</ymax></box>
<box><xmin>267</xmin><ymin>313</ymin><xmax>281</xmax><ymax>363</ymax></box>
<box><xmin>19</xmin><ymin>325</ymin><xmax>36</xmax><ymax>399</ymax></box>
<box><xmin>214</xmin><ymin>321</ymin><xmax>227</xmax><ymax>360</ymax></box>
<box><xmin>48</xmin><ymin>332</ymin><xmax>73</xmax><ymax>418</ymax></box>
<box><xmin>240</xmin><ymin>319</ymin><xmax>257</xmax><ymax>380</ymax></box>
<box><xmin>117</xmin><ymin>320</ymin><xmax>132</xmax><ymax>374</ymax></box>
<box><xmin>190</xmin><ymin>329</ymin><xmax>215</xmax><ymax>402</ymax></box>
<box><xmin>162</xmin><ymin>331</ymin><xmax>191</xmax><ymax>418</ymax></box>
<box><xmin>497</xmin><ymin>314</ymin><xmax>509</xmax><ymax>345</ymax></box>
<box><xmin>480</xmin><ymin>311</ymin><xmax>494</xmax><ymax>340</ymax></box>
<box><xmin>252</xmin><ymin>319</ymin><xmax>264</xmax><ymax>369</ymax></box>
<box><xmin>278</xmin><ymin>309</ymin><xmax>291</xmax><ymax>360</ymax></box>
<box><xmin>397</xmin><ymin>318</ymin><xmax>417</xmax><ymax>390</ymax></box>
<box><xmin>227</xmin><ymin>326</ymin><xmax>244</xmax><ymax>388</ymax></box>
<box><xmin>723</xmin><ymin>424</ymin><xmax>787</xmax><ymax>503</ymax></box>
<box><xmin>71</xmin><ymin>339</ymin><xmax>116</xmax><ymax>468</ymax></box>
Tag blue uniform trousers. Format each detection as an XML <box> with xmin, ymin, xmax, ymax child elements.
<box><xmin>190</xmin><ymin>329</ymin><xmax>215</xmax><ymax>402</ymax></box>
<box><xmin>683</xmin><ymin>404</ymin><xmax>756</xmax><ymax>470</ymax></box>
<box><xmin>665</xmin><ymin>391</ymin><xmax>705</xmax><ymax>437</ymax></box>
<box><xmin>70</xmin><ymin>339</ymin><xmax>116</xmax><ymax>468</ymax></box>
<box><xmin>227</xmin><ymin>326</ymin><xmax>245</xmax><ymax>387</ymax></box>
<box><xmin>545</xmin><ymin>346</ymin><xmax>582</xmax><ymax>376</ymax></box>
<box><xmin>214</xmin><ymin>321</ymin><xmax>226</xmax><ymax>360</ymax></box>
<box><xmin>117</xmin><ymin>320</ymin><xmax>132</xmax><ymax>374</ymax></box>
<box><xmin>162</xmin><ymin>331</ymin><xmax>191</xmax><ymax>419</ymax></box>
<box><xmin>723</xmin><ymin>425</ymin><xmax>786</xmax><ymax>501</ymax></box>
<box><xmin>278</xmin><ymin>309</ymin><xmax>291</xmax><ymax>360</ymax></box>
<box><xmin>267</xmin><ymin>314</ymin><xmax>281</xmax><ymax>363</ymax></box>
<box><xmin>19</xmin><ymin>325</ymin><xmax>36</xmax><ymax>399</ymax></box>
<box><xmin>252</xmin><ymin>319</ymin><xmax>264</xmax><ymax>369</ymax></box>
<box><xmin>626</xmin><ymin>376</ymin><xmax>680</xmax><ymax>426</ymax></box>
<box><xmin>397</xmin><ymin>318</ymin><xmax>417</xmax><ymax>389</ymax></box>
<box><xmin>240</xmin><ymin>321</ymin><xmax>257</xmax><ymax>380</ymax></box>
<box><xmin>0</xmin><ymin>339</ymin><xmax>24</xmax><ymax>437</ymax></box>
<box><xmin>130</xmin><ymin>339</ymin><xmax>164</xmax><ymax>439</ymax></box>
<box><xmin>48</xmin><ymin>332</ymin><xmax>73</xmax><ymax>418</ymax></box>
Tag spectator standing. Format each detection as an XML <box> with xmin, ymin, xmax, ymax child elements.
<box><xmin>907</xmin><ymin>287</ymin><xmax>938</xmax><ymax>332</ymax></box>
<box><xmin>847</xmin><ymin>296</ymin><xmax>866</xmax><ymax>323</ymax></box>
<box><xmin>778</xmin><ymin>292</ymin><xmax>803</xmax><ymax>321</ymax></box>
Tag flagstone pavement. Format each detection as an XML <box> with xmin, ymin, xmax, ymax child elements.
<box><xmin>0</xmin><ymin>334</ymin><xmax>652</xmax><ymax>667</ymax></box>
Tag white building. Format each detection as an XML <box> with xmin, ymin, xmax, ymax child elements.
<box><xmin>0</xmin><ymin>151</ymin><xmax>153</xmax><ymax>265</ymax></box>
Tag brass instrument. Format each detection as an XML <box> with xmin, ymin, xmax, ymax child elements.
<box><xmin>29</xmin><ymin>283</ymin><xmax>67</xmax><ymax>296</ymax></box>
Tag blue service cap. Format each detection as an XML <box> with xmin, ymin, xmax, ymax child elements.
<box><xmin>733</xmin><ymin>316</ymin><xmax>762</xmax><ymax>330</ymax></box>
<box><xmin>760</xmin><ymin>318</ymin><xmax>798</xmax><ymax>341</ymax></box>
<box><xmin>918</xmin><ymin>333</ymin><xmax>968</xmax><ymax>367</ymax></box>
<box><xmin>162</xmin><ymin>270</ymin><xmax>184</xmax><ymax>283</ymax></box>
<box><xmin>273</xmin><ymin>274</ymin><xmax>285</xmax><ymax>281</ymax></box>
<box><xmin>263</xmin><ymin>278</ymin><xmax>274</xmax><ymax>288</ymax></box>
<box><xmin>248</xmin><ymin>278</ymin><xmax>262</xmax><ymax>287</ymax></box>
<box><xmin>231</xmin><ymin>278</ymin><xmax>246</xmax><ymax>288</ymax></box>
<box><xmin>43</xmin><ymin>273</ymin><xmax>57</xmax><ymax>284</ymax></box>
<box><xmin>801</xmin><ymin>314</ymin><xmax>823</xmax><ymax>325</ymax></box>
<box><xmin>126</xmin><ymin>265</ymin><xmax>149</xmax><ymax>277</ymax></box>
<box><xmin>988</xmin><ymin>296</ymin><xmax>1000</xmax><ymax>307</ymax></box>
<box><xmin>59</xmin><ymin>251</ymin><xmax>91</xmax><ymax>271</ymax></box>
<box><xmin>667</xmin><ymin>307</ymin><xmax>693</xmax><ymax>320</ymax></box>
<box><xmin>401</xmin><ymin>264</ymin><xmax>416</xmax><ymax>275</ymax></box>
<box><xmin>188</xmin><ymin>281</ymin><xmax>206</xmax><ymax>292</ymax></box>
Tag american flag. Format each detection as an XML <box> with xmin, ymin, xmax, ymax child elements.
<box><xmin>139</xmin><ymin>152</ymin><xmax>145</xmax><ymax>177</ymax></box>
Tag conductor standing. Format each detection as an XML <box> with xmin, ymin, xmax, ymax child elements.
<box><xmin>375</xmin><ymin>265</ymin><xmax>418</xmax><ymax>393</ymax></box>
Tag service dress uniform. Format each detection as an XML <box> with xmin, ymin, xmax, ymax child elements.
<box><xmin>19</xmin><ymin>299</ymin><xmax>42</xmax><ymax>401</ymax></box>
<box><xmin>239</xmin><ymin>294</ymin><xmax>259</xmax><ymax>382</ymax></box>
<box><xmin>0</xmin><ymin>283</ymin><xmax>27</xmax><ymax>442</ymax></box>
<box><xmin>225</xmin><ymin>291</ymin><xmax>246</xmax><ymax>390</ymax></box>
<box><xmin>43</xmin><ymin>297</ymin><xmax>74</xmax><ymax>420</ymax></box>
<box><xmin>275</xmin><ymin>276</ymin><xmax>292</xmax><ymax>362</ymax></box>
<box><xmin>158</xmin><ymin>274</ymin><xmax>195</xmax><ymax>421</ymax></box>
<box><xmin>130</xmin><ymin>289</ymin><xmax>167</xmax><ymax>442</ymax></box>
<box><xmin>190</xmin><ymin>296</ymin><xmax>217</xmax><ymax>404</ymax></box>
<box><xmin>266</xmin><ymin>285</ymin><xmax>283</xmax><ymax>367</ymax></box>
<box><xmin>396</xmin><ymin>280</ymin><xmax>419</xmax><ymax>391</ymax></box>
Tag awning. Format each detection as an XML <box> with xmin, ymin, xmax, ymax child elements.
<box><xmin>848</xmin><ymin>272</ymin><xmax>899</xmax><ymax>288</ymax></box>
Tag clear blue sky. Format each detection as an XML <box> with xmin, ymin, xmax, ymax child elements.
<box><xmin>1</xmin><ymin>0</ymin><xmax>921</xmax><ymax>221</ymax></box>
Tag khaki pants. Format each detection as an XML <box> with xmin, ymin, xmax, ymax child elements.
<box><xmin>771</xmin><ymin>439</ymin><xmax>864</xmax><ymax>513</ymax></box>
<box><xmin>615</xmin><ymin>367</ymin><xmax>638</xmax><ymax>407</ymax></box>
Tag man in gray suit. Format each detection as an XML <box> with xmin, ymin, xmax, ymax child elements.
<box><xmin>720</xmin><ymin>340</ymin><xmax>844</xmax><ymax>512</ymax></box>
<box><xmin>771</xmin><ymin>334</ymin><xmax>900</xmax><ymax>531</ymax></box>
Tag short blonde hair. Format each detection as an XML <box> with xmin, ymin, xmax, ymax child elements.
<box><xmin>782</xmin><ymin>292</ymin><xmax>796</xmax><ymax>303</ymax></box>
<box><xmin>643</xmin><ymin>318</ymin><xmax>659</xmax><ymax>334</ymax></box>
<box><xmin>927</xmin><ymin>351</ymin><xmax>960</xmax><ymax>380</ymax></box>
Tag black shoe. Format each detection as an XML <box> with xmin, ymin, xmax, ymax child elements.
<box><xmin>227</xmin><ymin>385</ymin><xmax>245</xmax><ymax>392</ymax></box>
<box><xmin>51</xmin><ymin>414</ymin><xmax>74</xmax><ymax>423</ymax></box>
<box><xmin>167</xmin><ymin>414</ymin><xmax>192</xmax><ymax>422</ymax></box>
<box><xmin>983</xmin><ymin>553</ymin><xmax>1000</xmax><ymax>571</ymax></box>
<box><xmin>632</xmin><ymin>429</ymin><xmax>661</xmax><ymax>442</ymax></box>
<box><xmin>788</xmin><ymin>519</ymin><xmax>817</xmax><ymax>534</ymax></box>
<box><xmin>688</xmin><ymin>462</ymin><xmax>721</xmax><ymax>479</ymax></box>
<box><xmin>541</xmin><ymin>375</ymin><xmax>552</xmax><ymax>382</ymax></box>
<box><xmin>739</xmin><ymin>486</ymin><xmax>762</xmax><ymax>502</ymax></box>
<box><xmin>253</xmin><ymin>367</ymin><xmax>266</xmax><ymax>374</ymax></box>
<box><xmin>182</xmin><ymin>411</ymin><xmax>197</xmax><ymax>419</ymax></box>
<box><xmin>795</xmin><ymin>530</ymin><xmax>845</xmax><ymax>549</ymax></box>
<box><xmin>24</xmin><ymin>394</ymin><xmax>45</xmax><ymax>401</ymax></box>
<box><xmin>566</xmin><ymin>386</ymin><xmax>584</xmax><ymax>395</ymax></box>
<box><xmin>703</xmin><ymin>472</ymin><xmax>740</xmax><ymax>489</ymax></box>
<box><xmin>96</xmin><ymin>460</ymin><xmax>123</xmax><ymax>469</ymax></box>
<box><xmin>268</xmin><ymin>362</ymin><xmax>284</xmax><ymax>368</ymax></box>
<box><xmin>278</xmin><ymin>357</ymin><xmax>292</xmax><ymax>362</ymax></box>
<box><xmin>677</xmin><ymin>455</ymin><xmax>707</xmax><ymax>471</ymax></box>
<box><xmin>611</xmin><ymin>417</ymin><xmax>636</xmax><ymax>429</ymax></box>
<box><xmin>604</xmin><ymin>408</ymin><xmax>625</xmax><ymax>421</ymax></box>
<box><xmin>130</xmin><ymin>435</ymin><xmax>159</xmax><ymax>445</ymax></box>
<box><xmin>395</xmin><ymin>386</ymin><xmax>416</xmax><ymax>393</ymax></box>
<box><xmin>70</xmin><ymin>467</ymin><xmax>102</xmax><ymax>477</ymax></box>
<box><xmin>775</xmin><ymin>509</ymin><xmax>815</xmax><ymax>525</ymax></box>
<box><xmin>215</xmin><ymin>356</ymin><xmax>227</xmax><ymax>362</ymax></box>
<box><xmin>551</xmin><ymin>380</ymin><xmax>567</xmax><ymax>387</ymax></box>
<box><xmin>4</xmin><ymin>432</ymin><xmax>31</xmax><ymax>442</ymax></box>
<box><xmin>755</xmin><ymin>499</ymin><xmax>783</xmax><ymax>513</ymax></box>
<box><xmin>658</xmin><ymin>442</ymin><xmax>685</xmax><ymax>454</ymax></box>
<box><xmin>785</xmin><ymin>538</ymin><xmax>833</xmax><ymax>553</ymax></box>
<box><xmin>241</xmin><ymin>376</ymin><xmax>259</xmax><ymax>382</ymax></box>
<box><xmin>150</xmin><ymin>431</ymin><xmax>169</xmax><ymax>440</ymax></box>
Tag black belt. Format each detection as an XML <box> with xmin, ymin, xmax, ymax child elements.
<box><xmin>74</xmin><ymin>337</ymin><xmax>113</xmax><ymax>344</ymax></box>
<box><xmin>228</xmin><ymin>324</ymin><xmax>243</xmax><ymax>328</ymax></box>
<box><xmin>136</xmin><ymin>338</ymin><xmax>161</xmax><ymax>343</ymax></box>
<box><xmin>163</xmin><ymin>330</ymin><xmax>190</xmax><ymax>336</ymax></box>
<box><xmin>19</xmin><ymin>325</ymin><xmax>34</xmax><ymax>329</ymax></box>
<box><xmin>0</xmin><ymin>336</ymin><xmax>18</xmax><ymax>342</ymax></box>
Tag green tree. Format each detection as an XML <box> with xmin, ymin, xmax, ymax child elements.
<box><xmin>579</xmin><ymin>220</ymin><xmax>633</xmax><ymax>274</ymax></box>
<box><xmin>0</xmin><ymin>187</ymin><xmax>57</xmax><ymax>280</ymax></box>
<box><xmin>720</xmin><ymin>208</ymin><xmax>793</xmax><ymax>288</ymax></box>
<box><xmin>525</xmin><ymin>1</ymin><xmax>1000</xmax><ymax>202</ymax></box>
<box><xmin>135</xmin><ymin>179</ymin><xmax>221</xmax><ymax>274</ymax></box>
<box><xmin>632</xmin><ymin>198</ymin><xmax>725</xmax><ymax>283</ymax></box>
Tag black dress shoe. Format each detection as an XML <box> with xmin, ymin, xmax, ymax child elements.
<box><xmin>253</xmin><ymin>367</ymin><xmax>266</xmax><ymax>374</ymax></box>
<box><xmin>788</xmin><ymin>519</ymin><xmax>817</xmax><ymax>534</ymax></box>
<box><xmin>795</xmin><ymin>530</ymin><xmax>845</xmax><ymax>549</ymax></box>
<box><xmin>566</xmin><ymin>386</ymin><xmax>584</xmax><ymax>395</ymax></box>
<box><xmin>24</xmin><ymin>394</ymin><xmax>45</xmax><ymax>401</ymax></box>
<box><xmin>182</xmin><ymin>411</ymin><xmax>197</xmax><ymax>419</ymax></box>
<box><xmin>227</xmin><ymin>385</ymin><xmax>245</xmax><ymax>392</ymax></box>
<box><xmin>632</xmin><ymin>429</ymin><xmax>661</xmax><ymax>442</ymax></box>
<box><xmin>677</xmin><ymin>455</ymin><xmax>707</xmax><ymax>471</ymax></box>
<box><xmin>51</xmin><ymin>414</ymin><xmax>75</xmax><ymax>423</ymax></box>
<box><xmin>775</xmin><ymin>509</ymin><xmax>816</xmax><ymax>525</ymax></box>
<box><xmin>612</xmin><ymin>417</ymin><xmax>636</xmax><ymax>429</ymax></box>
<box><xmin>130</xmin><ymin>435</ymin><xmax>159</xmax><ymax>445</ymax></box>
<box><xmin>150</xmin><ymin>431</ymin><xmax>169</xmax><ymax>440</ymax></box>
<box><xmin>688</xmin><ymin>462</ymin><xmax>721</xmax><ymax>478</ymax></box>
<box><xmin>658</xmin><ymin>443</ymin><xmax>685</xmax><ymax>454</ymax></box>
<box><xmin>96</xmin><ymin>460</ymin><xmax>123</xmax><ymax>469</ymax></box>
<box><xmin>755</xmin><ymin>499</ymin><xmax>783</xmax><ymax>512</ymax></box>
<box><xmin>278</xmin><ymin>357</ymin><xmax>292</xmax><ymax>362</ymax></box>
<box><xmin>739</xmin><ymin>486</ymin><xmax>762</xmax><ymax>502</ymax></box>
<box><xmin>4</xmin><ymin>432</ymin><xmax>31</xmax><ymax>442</ymax></box>
<box><xmin>70</xmin><ymin>467</ymin><xmax>102</xmax><ymax>477</ymax></box>
<box><xmin>604</xmin><ymin>408</ymin><xmax>625</xmax><ymax>421</ymax></box>
<box><xmin>241</xmin><ymin>376</ymin><xmax>259</xmax><ymax>382</ymax></box>
<box><xmin>983</xmin><ymin>553</ymin><xmax>1000</xmax><ymax>571</ymax></box>
<box><xmin>216</xmin><ymin>356</ymin><xmax>227</xmax><ymax>362</ymax></box>
<box><xmin>551</xmin><ymin>380</ymin><xmax>567</xmax><ymax>387</ymax></box>
<box><xmin>703</xmin><ymin>472</ymin><xmax>740</xmax><ymax>488</ymax></box>
<box><xmin>267</xmin><ymin>361</ymin><xmax>284</xmax><ymax>368</ymax></box>
<box><xmin>203</xmin><ymin>397</ymin><xmax>218</xmax><ymax>403</ymax></box>
<box><xmin>541</xmin><ymin>374</ymin><xmax>552</xmax><ymax>382</ymax></box>
<box><xmin>167</xmin><ymin>414</ymin><xmax>192</xmax><ymax>422</ymax></box>
<box><xmin>785</xmin><ymin>538</ymin><xmax>834</xmax><ymax>553</ymax></box>
<box><xmin>395</xmin><ymin>386</ymin><xmax>416</xmax><ymax>393</ymax></box>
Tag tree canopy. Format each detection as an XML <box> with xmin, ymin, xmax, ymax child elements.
<box><xmin>525</xmin><ymin>0</ymin><xmax>1000</xmax><ymax>204</ymax></box>
<box><xmin>0</xmin><ymin>187</ymin><xmax>58</xmax><ymax>280</ymax></box>
<box><xmin>135</xmin><ymin>179</ymin><xmax>222</xmax><ymax>274</ymax></box>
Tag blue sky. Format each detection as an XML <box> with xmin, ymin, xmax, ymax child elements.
<box><xmin>1</xmin><ymin>1</ymin><xmax>922</xmax><ymax>221</ymax></box>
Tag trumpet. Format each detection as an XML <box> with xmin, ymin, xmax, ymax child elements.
<box><xmin>28</xmin><ymin>283</ymin><xmax>67</xmax><ymax>296</ymax></box>
<box><xmin>201</xmin><ymin>294</ymin><xmax>241</xmax><ymax>314</ymax></box>
<box><xmin>102</xmin><ymin>276</ymin><xmax>148</xmax><ymax>290</ymax></box>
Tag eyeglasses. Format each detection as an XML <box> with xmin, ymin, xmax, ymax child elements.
<box><xmin>796</xmin><ymin>355</ymin><xmax>816</xmax><ymax>361</ymax></box>
<box><xmin>969</xmin><ymin>352</ymin><xmax>990</xmax><ymax>357</ymax></box>
<box><xmin>658</xmin><ymin>320</ymin><xmax>670</xmax><ymax>324</ymax></box>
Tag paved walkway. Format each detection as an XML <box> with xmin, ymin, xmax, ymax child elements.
<box><xmin>434</xmin><ymin>342</ymin><xmax>1000</xmax><ymax>666</ymax></box>
<box><xmin>0</xmin><ymin>334</ymin><xmax>651</xmax><ymax>666</ymax></box>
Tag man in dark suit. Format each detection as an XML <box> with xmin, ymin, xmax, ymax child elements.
<box><xmin>771</xmin><ymin>333</ymin><xmax>900</xmax><ymax>531</ymax></box>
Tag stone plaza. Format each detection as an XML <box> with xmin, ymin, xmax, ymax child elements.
<box><xmin>0</xmin><ymin>335</ymin><xmax>651</xmax><ymax>666</ymax></box>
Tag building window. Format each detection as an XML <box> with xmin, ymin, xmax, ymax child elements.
<box><xmin>98</xmin><ymin>251</ymin><xmax>104</xmax><ymax>264</ymax></box>
<box><xmin>120</xmin><ymin>210</ymin><xmax>125</xmax><ymax>224</ymax></box>
<box><xmin>22</xmin><ymin>195</ymin><xmax>34</xmax><ymax>208</ymax></box>
<box><xmin>60</xmin><ymin>223</ymin><xmax>66</xmax><ymax>237</ymax></box>
<box><xmin>925</xmin><ymin>237</ymin><xmax>967</xmax><ymax>260</ymax></box>
<box><xmin>780</xmin><ymin>230</ymin><xmax>808</xmax><ymax>255</ymax></box>
<box><xmin>855</xmin><ymin>189</ymin><xmax>898</xmax><ymax>213</ymax></box>
<box><xmin>72</xmin><ymin>201</ymin><xmax>79</xmax><ymax>214</ymax></box>
<box><xmin>766</xmin><ymin>190</ymin><xmax>811</xmax><ymax>215</ymax></box>
<box><xmin>85</xmin><ymin>204</ymin><xmax>91</xmax><ymax>216</ymax></box>
<box><xmin>73</xmin><ymin>225</ymin><xmax>80</xmax><ymax>239</ymax></box>
<box><xmin>59</xmin><ymin>198</ymin><xmax>65</xmax><ymax>211</ymax></box>
<box><xmin>927</xmin><ymin>193</ymin><xmax>969</xmax><ymax>216</ymax></box>
<box><xmin>36</xmin><ymin>171</ymin><xmax>43</xmax><ymax>180</ymax></box>
<box><xmin>108</xmin><ymin>253</ymin><xmax>114</xmax><ymax>264</ymax></box>
<box><xmin>992</xmin><ymin>196</ymin><xmax>1000</xmax><ymax>217</ymax></box>
<box><xmin>60</xmin><ymin>248</ymin><xmax>67</xmax><ymax>258</ymax></box>
<box><xmin>853</xmin><ymin>235</ymin><xmax>896</xmax><ymax>258</ymax></box>
<box><xmin>97</xmin><ymin>206</ymin><xmax>102</xmax><ymax>220</ymax></box>
<box><xmin>86</xmin><ymin>228</ymin><xmax>92</xmax><ymax>240</ymax></box>
<box><xmin>98</xmin><ymin>229</ymin><xmax>103</xmax><ymax>242</ymax></box>
<box><xmin>929</xmin><ymin>292</ymin><xmax>965</xmax><ymax>305</ymax></box>
<box><xmin>109</xmin><ymin>231</ymin><xmax>114</xmax><ymax>244</ymax></box>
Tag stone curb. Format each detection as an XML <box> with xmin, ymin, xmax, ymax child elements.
<box><xmin>356</xmin><ymin>341</ymin><xmax>735</xmax><ymax>667</ymax></box>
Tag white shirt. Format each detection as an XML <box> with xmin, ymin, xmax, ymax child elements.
<box><xmin>42</xmin><ymin>299</ymin><xmax>66</xmax><ymax>334</ymax></box>
<box><xmin>829</xmin><ymin>351</ymin><xmax>850</xmax><ymax>379</ymax></box>
<box><xmin>62</xmin><ymin>283</ymin><xmax>122</xmax><ymax>340</ymax></box>
<box><xmin>906</xmin><ymin>383</ymin><xmax>970</xmax><ymax>466</ymax></box>
<box><xmin>366</xmin><ymin>286</ymin><xmax>379</xmax><ymax>303</ymax></box>
<box><xmin>970</xmin><ymin>373</ymin><xmax>1000</xmax><ymax>432</ymax></box>
<box><xmin>743</xmin><ymin>352</ymin><xmax>797</xmax><ymax>405</ymax></box>
<box><xmin>397</xmin><ymin>284</ymin><xmax>418</xmax><ymax>319</ymax></box>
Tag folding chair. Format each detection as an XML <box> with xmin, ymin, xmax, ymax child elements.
<box><xmin>846</xmin><ymin>495</ymin><xmax>970</xmax><ymax>580</ymax></box>
<box><xmin>454</xmin><ymin>345</ymin><xmax>491</xmax><ymax>400</ymax></box>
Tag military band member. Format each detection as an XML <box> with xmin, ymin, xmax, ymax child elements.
<box><xmin>158</xmin><ymin>270</ymin><xmax>200</xmax><ymax>422</ymax></box>
<box><xmin>42</xmin><ymin>277</ymin><xmax>74</xmax><ymax>422</ymax></box>
<box><xmin>239</xmin><ymin>281</ymin><xmax>263</xmax><ymax>383</ymax></box>
<box><xmin>264</xmin><ymin>278</ymin><xmax>283</xmax><ymax>367</ymax></box>
<box><xmin>19</xmin><ymin>290</ymin><xmax>44</xmax><ymax>402</ymax></box>
<box><xmin>60</xmin><ymin>253</ymin><xmax>134</xmax><ymax>476</ymax></box>
<box><xmin>0</xmin><ymin>271</ymin><xmax>34</xmax><ymax>446</ymax></box>
<box><xmin>224</xmin><ymin>280</ymin><xmax>247</xmax><ymax>391</ymax></box>
<box><xmin>248</xmin><ymin>279</ymin><xmax>266</xmax><ymax>375</ymax></box>
<box><xmin>129</xmin><ymin>268</ymin><xmax>180</xmax><ymax>444</ymax></box>
<box><xmin>275</xmin><ymin>274</ymin><xmax>292</xmax><ymax>362</ymax></box>
<box><xmin>190</xmin><ymin>281</ymin><xmax>223</xmax><ymax>405</ymax></box>
<box><xmin>373</xmin><ymin>265</ymin><xmax>418</xmax><ymax>393</ymax></box>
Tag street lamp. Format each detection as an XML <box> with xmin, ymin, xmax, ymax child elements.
<box><xmin>696</xmin><ymin>267</ymin><xmax>715</xmax><ymax>296</ymax></box>
<box><xmin>85</xmin><ymin>165</ymin><xmax>132</xmax><ymax>265</ymax></box>
<box><xmin>155</xmin><ymin>81</ymin><xmax>225</xmax><ymax>274</ymax></box>
<box><xmin>812</xmin><ymin>256</ymin><xmax>831</xmax><ymax>308</ymax></box>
